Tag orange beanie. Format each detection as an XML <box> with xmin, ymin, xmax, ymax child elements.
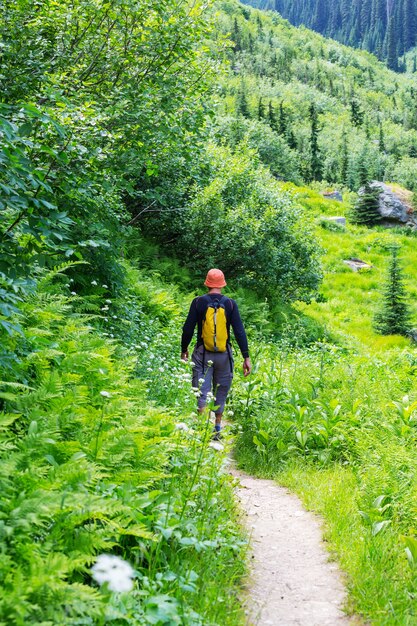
<box><xmin>204</xmin><ymin>268</ymin><xmax>227</xmax><ymax>288</ymax></box>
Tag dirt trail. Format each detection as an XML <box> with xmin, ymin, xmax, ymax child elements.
<box><xmin>231</xmin><ymin>466</ymin><xmax>353</xmax><ymax>626</ymax></box>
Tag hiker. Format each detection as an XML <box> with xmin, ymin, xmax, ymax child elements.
<box><xmin>181</xmin><ymin>268</ymin><xmax>251</xmax><ymax>438</ymax></box>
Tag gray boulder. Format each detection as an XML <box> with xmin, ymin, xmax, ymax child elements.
<box><xmin>322</xmin><ymin>190</ymin><xmax>343</xmax><ymax>202</ymax></box>
<box><xmin>343</xmin><ymin>258</ymin><xmax>372</xmax><ymax>272</ymax></box>
<box><xmin>360</xmin><ymin>181</ymin><xmax>417</xmax><ymax>228</ymax></box>
<box><xmin>323</xmin><ymin>216</ymin><xmax>346</xmax><ymax>226</ymax></box>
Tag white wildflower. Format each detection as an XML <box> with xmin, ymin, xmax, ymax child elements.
<box><xmin>209</xmin><ymin>441</ymin><xmax>224</xmax><ymax>451</ymax></box>
<box><xmin>207</xmin><ymin>360</ymin><xmax>213</xmax><ymax>367</ymax></box>
<box><xmin>91</xmin><ymin>554</ymin><xmax>134</xmax><ymax>593</ymax></box>
<box><xmin>105</xmin><ymin>299</ymin><xmax>112</xmax><ymax>303</ymax></box>
<box><xmin>102</xmin><ymin>284</ymin><xmax>108</xmax><ymax>288</ymax></box>
<box><xmin>227</xmin><ymin>410</ymin><xmax>234</xmax><ymax>417</ymax></box>
<box><xmin>190</xmin><ymin>361</ymin><xmax>196</xmax><ymax>368</ymax></box>
<box><xmin>192</xmin><ymin>387</ymin><xmax>199</xmax><ymax>392</ymax></box>
<box><xmin>101</xmin><ymin>306</ymin><xmax>109</xmax><ymax>311</ymax></box>
<box><xmin>159</xmin><ymin>367</ymin><xmax>164</xmax><ymax>372</ymax></box>
<box><xmin>100</xmin><ymin>391</ymin><xmax>111</xmax><ymax>398</ymax></box>
<box><xmin>71</xmin><ymin>291</ymin><xmax>77</xmax><ymax>296</ymax></box>
<box><xmin>175</xmin><ymin>422</ymin><xmax>189</xmax><ymax>431</ymax></box>
<box><xmin>198</xmin><ymin>377</ymin><xmax>205</xmax><ymax>384</ymax></box>
<box><xmin>91</xmin><ymin>280</ymin><xmax>98</xmax><ymax>286</ymax></box>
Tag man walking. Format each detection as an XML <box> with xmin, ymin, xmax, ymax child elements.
<box><xmin>181</xmin><ymin>268</ymin><xmax>251</xmax><ymax>438</ymax></box>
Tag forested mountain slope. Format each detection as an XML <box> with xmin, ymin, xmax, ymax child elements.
<box><xmin>211</xmin><ymin>0</ymin><xmax>417</xmax><ymax>191</ymax></box>
<box><xmin>242</xmin><ymin>0</ymin><xmax>417</xmax><ymax>69</ymax></box>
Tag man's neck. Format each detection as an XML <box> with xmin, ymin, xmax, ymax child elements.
<box><xmin>208</xmin><ymin>288</ymin><xmax>222</xmax><ymax>295</ymax></box>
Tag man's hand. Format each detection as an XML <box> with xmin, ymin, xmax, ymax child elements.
<box><xmin>181</xmin><ymin>351</ymin><xmax>189</xmax><ymax>362</ymax></box>
<box><xmin>243</xmin><ymin>357</ymin><xmax>252</xmax><ymax>377</ymax></box>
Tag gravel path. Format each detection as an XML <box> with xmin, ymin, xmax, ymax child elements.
<box><xmin>231</xmin><ymin>467</ymin><xmax>354</xmax><ymax>626</ymax></box>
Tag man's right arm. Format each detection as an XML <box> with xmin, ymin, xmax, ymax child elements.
<box><xmin>181</xmin><ymin>298</ymin><xmax>198</xmax><ymax>359</ymax></box>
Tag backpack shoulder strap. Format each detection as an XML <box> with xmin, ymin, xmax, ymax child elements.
<box><xmin>196</xmin><ymin>294</ymin><xmax>212</xmax><ymax>315</ymax></box>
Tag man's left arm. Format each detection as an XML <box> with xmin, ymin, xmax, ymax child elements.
<box><xmin>230</xmin><ymin>301</ymin><xmax>252</xmax><ymax>376</ymax></box>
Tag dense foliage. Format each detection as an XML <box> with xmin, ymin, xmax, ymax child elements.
<box><xmin>244</xmin><ymin>0</ymin><xmax>417</xmax><ymax>69</ymax></box>
<box><xmin>0</xmin><ymin>0</ymin><xmax>215</xmax><ymax>297</ymax></box>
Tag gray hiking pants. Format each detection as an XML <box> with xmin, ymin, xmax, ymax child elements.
<box><xmin>191</xmin><ymin>344</ymin><xmax>234</xmax><ymax>415</ymax></box>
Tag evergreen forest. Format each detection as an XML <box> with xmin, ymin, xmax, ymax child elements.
<box><xmin>244</xmin><ymin>0</ymin><xmax>417</xmax><ymax>70</ymax></box>
<box><xmin>3</xmin><ymin>0</ymin><xmax>417</xmax><ymax>624</ymax></box>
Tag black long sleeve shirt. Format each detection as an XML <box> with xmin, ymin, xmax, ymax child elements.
<box><xmin>181</xmin><ymin>294</ymin><xmax>249</xmax><ymax>358</ymax></box>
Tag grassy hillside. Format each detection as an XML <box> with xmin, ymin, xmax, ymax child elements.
<box><xmin>289</xmin><ymin>186</ymin><xmax>417</xmax><ymax>350</ymax></box>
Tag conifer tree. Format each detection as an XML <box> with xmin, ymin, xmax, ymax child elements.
<box><xmin>350</xmin><ymin>182</ymin><xmax>382</xmax><ymax>226</ymax></box>
<box><xmin>350</xmin><ymin>98</ymin><xmax>364</xmax><ymax>126</ymax></box>
<box><xmin>339</xmin><ymin>131</ymin><xmax>349</xmax><ymax>185</ymax></box>
<box><xmin>268</xmin><ymin>101</ymin><xmax>278</xmax><ymax>132</ymax></box>
<box><xmin>379</xmin><ymin>121</ymin><xmax>385</xmax><ymax>152</ymax></box>
<box><xmin>248</xmin><ymin>32</ymin><xmax>254</xmax><ymax>53</ymax></box>
<box><xmin>258</xmin><ymin>96</ymin><xmax>266</xmax><ymax>120</ymax></box>
<box><xmin>287</xmin><ymin>129</ymin><xmax>297</xmax><ymax>150</ymax></box>
<box><xmin>306</xmin><ymin>103</ymin><xmax>322</xmax><ymax>181</ymax></box>
<box><xmin>278</xmin><ymin>101</ymin><xmax>288</xmax><ymax>136</ymax></box>
<box><xmin>374</xmin><ymin>247</ymin><xmax>411</xmax><ymax>336</ymax></box>
<box><xmin>386</xmin><ymin>17</ymin><xmax>399</xmax><ymax>70</ymax></box>
<box><xmin>357</xmin><ymin>145</ymin><xmax>371</xmax><ymax>187</ymax></box>
<box><xmin>232</xmin><ymin>17</ymin><xmax>241</xmax><ymax>52</ymax></box>
<box><xmin>236</xmin><ymin>86</ymin><xmax>250</xmax><ymax>118</ymax></box>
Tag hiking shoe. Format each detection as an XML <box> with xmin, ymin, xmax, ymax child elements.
<box><xmin>212</xmin><ymin>430</ymin><xmax>222</xmax><ymax>441</ymax></box>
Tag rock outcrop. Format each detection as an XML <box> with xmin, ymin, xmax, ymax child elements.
<box><xmin>359</xmin><ymin>182</ymin><xmax>417</xmax><ymax>228</ymax></box>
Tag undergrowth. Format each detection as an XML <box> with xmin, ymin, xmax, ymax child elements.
<box><xmin>0</xmin><ymin>260</ymin><xmax>246</xmax><ymax>626</ymax></box>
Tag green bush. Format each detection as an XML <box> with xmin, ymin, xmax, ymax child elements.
<box><xmin>151</xmin><ymin>143</ymin><xmax>321</xmax><ymax>303</ymax></box>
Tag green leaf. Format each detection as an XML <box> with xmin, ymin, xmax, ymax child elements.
<box><xmin>371</xmin><ymin>520</ymin><xmax>391</xmax><ymax>536</ymax></box>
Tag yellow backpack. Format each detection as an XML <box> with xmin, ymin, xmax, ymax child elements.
<box><xmin>201</xmin><ymin>296</ymin><xmax>228</xmax><ymax>352</ymax></box>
